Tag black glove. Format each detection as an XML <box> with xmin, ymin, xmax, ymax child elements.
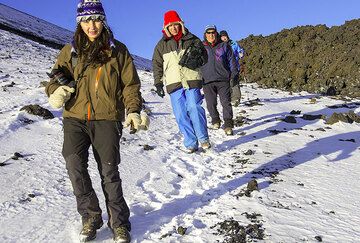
<box><xmin>155</xmin><ymin>83</ymin><xmax>165</xmax><ymax>98</ymax></box>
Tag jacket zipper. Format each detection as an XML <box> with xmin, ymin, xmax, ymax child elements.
<box><xmin>87</xmin><ymin>67</ymin><xmax>102</xmax><ymax>121</ymax></box>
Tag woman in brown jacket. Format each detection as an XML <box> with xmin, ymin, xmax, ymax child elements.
<box><xmin>45</xmin><ymin>1</ymin><xmax>145</xmax><ymax>242</ymax></box>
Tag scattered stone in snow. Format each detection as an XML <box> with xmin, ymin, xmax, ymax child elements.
<box><xmin>0</xmin><ymin>74</ymin><xmax>10</xmax><ymax>79</ymax></box>
<box><xmin>177</xmin><ymin>226</ymin><xmax>187</xmax><ymax>236</ymax></box>
<box><xmin>3</xmin><ymin>81</ymin><xmax>16</xmax><ymax>87</ymax></box>
<box><xmin>269</xmin><ymin>200</ymin><xmax>290</xmax><ymax>210</ymax></box>
<box><xmin>19</xmin><ymin>197</ymin><xmax>32</xmax><ymax>203</ymax></box>
<box><xmin>301</xmin><ymin>114</ymin><xmax>325</xmax><ymax>120</ymax></box>
<box><xmin>235</xmin><ymin>179</ymin><xmax>260</xmax><ymax>197</ymax></box>
<box><xmin>244</xmin><ymin>149</ymin><xmax>255</xmax><ymax>155</ymax></box>
<box><xmin>315</xmin><ymin>235</ymin><xmax>323</xmax><ymax>242</ymax></box>
<box><xmin>282</xmin><ymin>115</ymin><xmax>297</xmax><ymax>123</ymax></box>
<box><xmin>19</xmin><ymin>117</ymin><xmax>34</xmax><ymax>124</ymax></box>
<box><xmin>159</xmin><ymin>232</ymin><xmax>172</xmax><ymax>240</ymax></box>
<box><xmin>244</xmin><ymin>98</ymin><xmax>263</xmax><ymax>107</ymax></box>
<box><xmin>247</xmin><ymin>179</ymin><xmax>258</xmax><ymax>192</ymax></box>
<box><xmin>12</xmin><ymin>152</ymin><xmax>24</xmax><ymax>160</ymax></box>
<box><xmin>233</xmin><ymin>115</ymin><xmax>251</xmax><ymax>127</ymax></box>
<box><xmin>268</xmin><ymin>129</ymin><xmax>287</xmax><ymax>135</ymax></box>
<box><xmin>270</xmin><ymin>172</ymin><xmax>284</xmax><ymax>184</ymax></box>
<box><xmin>241</xmin><ymin>212</ymin><xmax>262</xmax><ymax>223</ymax></box>
<box><xmin>20</xmin><ymin>104</ymin><xmax>54</xmax><ymax>119</ymax></box>
<box><xmin>142</xmin><ymin>144</ymin><xmax>155</xmax><ymax>151</ymax></box>
<box><xmin>326</xmin><ymin>111</ymin><xmax>360</xmax><ymax>124</ymax></box>
<box><xmin>234</xmin><ymin>158</ymin><xmax>250</xmax><ymax>165</ymax></box>
<box><xmin>290</xmin><ymin>110</ymin><xmax>301</xmax><ymax>114</ymax></box>
<box><xmin>315</xmin><ymin>128</ymin><xmax>326</xmax><ymax>132</ymax></box>
<box><xmin>211</xmin><ymin>219</ymin><xmax>265</xmax><ymax>242</ymax></box>
<box><xmin>309</xmin><ymin>98</ymin><xmax>317</xmax><ymax>104</ymax></box>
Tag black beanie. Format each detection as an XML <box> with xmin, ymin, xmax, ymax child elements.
<box><xmin>219</xmin><ymin>30</ymin><xmax>229</xmax><ymax>38</ymax></box>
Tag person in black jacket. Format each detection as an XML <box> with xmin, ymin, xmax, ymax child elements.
<box><xmin>200</xmin><ymin>25</ymin><xmax>238</xmax><ymax>135</ymax></box>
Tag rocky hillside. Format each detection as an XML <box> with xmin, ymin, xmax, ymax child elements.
<box><xmin>239</xmin><ymin>19</ymin><xmax>360</xmax><ymax>98</ymax></box>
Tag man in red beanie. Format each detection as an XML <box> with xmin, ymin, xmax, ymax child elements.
<box><xmin>153</xmin><ymin>10</ymin><xmax>210</xmax><ymax>153</ymax></box>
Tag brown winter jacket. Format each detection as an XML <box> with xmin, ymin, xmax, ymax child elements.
<box><xmin>152</xmin><ymin>30</ymin><xmax>206</xmax><ymax>94</ymax></box>
<box><xmin>45</xmin><ymin>40</ymin><xmax>142</xmax><ymax>121</ymax></box>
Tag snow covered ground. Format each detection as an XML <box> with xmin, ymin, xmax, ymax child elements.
<box><xmin>1</xmin><ymin>28</ymin><xmax>360</xmax><ymax>243</ymax></box>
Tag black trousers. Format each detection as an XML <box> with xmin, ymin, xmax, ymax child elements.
<box><xmin>203</xmin><ymin>81</ymin><xmax>234</xmax><ymax>128</ymax></box>
<box><xmin>62</xmin><ymin>118</ymin><xmax>131</xmax><ymax>230</ymax></box>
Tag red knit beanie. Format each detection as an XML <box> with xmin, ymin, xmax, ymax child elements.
<box><xmin>164</xmin><ymin>10</ymin><xmax>182</xmax><ymax>26</ymax></box>
<box><xmin>163</xmin><ymin>10</ymin><xmax>186</xmax><ymax>37</ymax></box>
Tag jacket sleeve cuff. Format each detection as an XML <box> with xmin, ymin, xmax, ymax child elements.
<box><xmin>155</xmin><ymin>82</ymin><xmax>164</xmax><ymax>88</ymax></box>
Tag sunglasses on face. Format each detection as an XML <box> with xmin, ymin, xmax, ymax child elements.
<box><xmin>206</xmin><ymin>31</ymin><xmax>216</xmax><ymax>35</ymax></box>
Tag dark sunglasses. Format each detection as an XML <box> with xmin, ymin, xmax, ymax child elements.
<box><xmin>206</xmin><ymin>31</ymin><xmax>216</xmax><ymax>34</ymax></box>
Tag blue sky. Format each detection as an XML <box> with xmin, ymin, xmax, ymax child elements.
<box><xmin>1</xmin><ymin>0</ymin><xmax>360</xmax><ymax>59</ymax></box>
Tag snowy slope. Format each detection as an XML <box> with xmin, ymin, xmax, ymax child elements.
<box><xmin>0</xmin><ymin>3</ymin><xmax>73</xmax><ymax>46</ymax></box>
<box><xmin>1</xmin><ymin>28</ymin><xmax>360</xmax><ymax>243</ymax></box>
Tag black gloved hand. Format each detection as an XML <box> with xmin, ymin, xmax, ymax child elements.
<box><xmin>155</xmin><ymin>83</ymin><xmax>165</xmax><ymax>98</ymax></box>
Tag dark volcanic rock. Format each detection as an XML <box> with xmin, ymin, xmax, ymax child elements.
<box><xmin>326</xmin><ymin>111</ymin><xmax>360</xmax><ymax>124</ymax></box>
<box><xmin>20</xmin><ymin>104</ymin><xmax>54</xmax><ymax>119</ymax></box>
<box><xmin>238</xmin><ymin>19</ymin><xmax>360</xmax><ymax>98</ymax></box>
<box><xmin>283</xmin><ymin>116</ymin><xmax>297</xmax><ymax>123</ymax></box>
<box><xmin>301</xmin><ymin>114</ymin><xmax>325</xmax><ymax>120</ymax></box>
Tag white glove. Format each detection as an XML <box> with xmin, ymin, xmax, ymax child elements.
<box><xmin>124</xmin><ymin>113</ymin><xmax>142</xmax><ymax>131</ymax></box>
<box><xmin>140</xmin><ymin>111</ymin><xmax>150</xmax><ymax>130</ymax></box>
<box><xmin>48</xmin><ymin>86</ymin><xmax>75</xmax><ymax>109</ymax></box>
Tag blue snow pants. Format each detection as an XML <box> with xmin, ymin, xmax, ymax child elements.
<box><xmin>170</xmin><ymin>88</ymin><xmax>209</xmax><ymax>149</ymax></box>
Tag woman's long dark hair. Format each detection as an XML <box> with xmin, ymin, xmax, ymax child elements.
<box><xmin>74</xmin><ymin>23</ymin><xmax>112</xmax><ymax>66</ymax></box>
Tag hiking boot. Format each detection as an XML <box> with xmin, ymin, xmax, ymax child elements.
<box><xmin>211</xmin><ymin>122</ymin><xmax>221</xmax><ymax>130</ymax></box>
<box><xmin>224</xmin><ymin>127</ymin><xmax>233</xmax><ymax>136</ymax></box>
<box><xmin>79</xmin><ymin>215</ymin><xmax>103</xmax><ymax>242</ymax></box>
<box><xmin>201</xmin><ymin>141</ymin><xmax>211</xmax><ymax>150</ymax></box>
<box><xmin>113</xmin><ymin>226</ymin><xmax>131</xmax><ymax>243</ymax></box>
<box><xmin>185</xmin><ymin>147</ymin><xmax>198</xmax><ymax>154</ymax></box>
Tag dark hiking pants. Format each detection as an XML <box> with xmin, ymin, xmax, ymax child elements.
<box><xmin>62</xmin><ymin>118</ymin><xmax>131</xmax><ymax>230</ymax></box>
<box><xmin>230</xmin><ymin>79</ymin><xmax>241</xmax><ymax>105</ymax></box>
<box><xmin>203</xmin><ymin>81</ymin><xmax>234</xmax><ymax>128</ymax></box>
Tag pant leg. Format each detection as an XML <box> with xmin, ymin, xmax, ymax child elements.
<box><xmin>170</xmin><ymin>88</ymin><xmax>198</xmax><ymax>149</ymax></box>
<box><xmin>203</xmin><ymin>82</ymin><xmax>220</xmax><ymax>124</ymax></box>
<box><xmin>185</xmin><ymin>88</ymin><xmax>209</xmax><ymax>143</ymax></box>
<box><xmin>217</xmin><ymin>81</ymin><xmax>234</xmax><ymax>128</ymax></box>
<box><xmin>231</xmin><ymin>85</ymin><xmax>241</xmax><ymax>104</ymax></box>
<box><xmin>62</xmin><ymin>118</ymin><xmax>102</xmax><ymax>220</ymax></box>
<box><xmin>90</xmin><ymin>120</ymin><xmax>131</xmax><ymax>231</ymax></box>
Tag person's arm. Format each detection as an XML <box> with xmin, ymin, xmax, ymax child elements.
<box><xmin>152</xmin><ymin>41</ymin><xmax>164</xmax><ymax>87</ymax></box>
<box><xmin>119</xmin><ymin>44</ymin><xmax>142</xmax><ymax>114</ymax></box>
<box><xmin>45</xmin><ymin>45</ymin><xmax>73</xmax><ymax>97</ymax></box>
<box><xmin>236</xmin><ymin>43</ymin><xmax>245</xmax><ymax>59</ymax></box>
<box><xmin>194</xmin><ymin>38</ymin><xmax>208</xmax><ymax>66</ymax></box>
<box><xmin>226</xmin><ymin>44</ymin><xmax>238</xmax><ymax>81</ymax></box>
